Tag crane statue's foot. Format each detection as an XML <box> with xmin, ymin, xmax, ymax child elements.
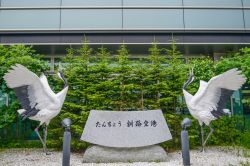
<box><xmin>45</xmin><ymin>151</ymin><xmax>52</xmax><ymax>155</ymax></box>
<box><xmin>43</xmin><ymin>147</ymin><xmax>51</xmax><ymax>155</ymax></box>
<box><xmin>200</xmin><ymin>146</ymin><xmax>206</xmax><ymax>153</ymax></box>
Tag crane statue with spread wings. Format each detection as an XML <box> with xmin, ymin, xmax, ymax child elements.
<box><xmin>4</xmin><ymin>64</ymin><xmax>68</xmax><ymax>154</ymax></box>
<box><xmin>183</xmin><ymin>68</ymin><xmax>246</xmax><ymax>152</ymax></box>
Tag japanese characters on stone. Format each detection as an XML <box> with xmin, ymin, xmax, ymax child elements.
<box><xmin>95</xmin><ymin>120</ymin><xmax>158</xmax><ymax>128</ymax></box>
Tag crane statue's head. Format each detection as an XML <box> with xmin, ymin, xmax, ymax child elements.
<box><xmin>183</xmin><ymin>68</ymin><xmax>194</xmax><ymax>90</ymax></box>
<box><xmin>57</xmin><ymin>71</ymin><xmax>68</xmax><ymax>88</ymax></box>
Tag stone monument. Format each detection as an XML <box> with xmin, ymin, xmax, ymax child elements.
<box><xmin>81</xmin><ymin>109</ymin><xmax>172</xmax><ymax>163</ymax></box>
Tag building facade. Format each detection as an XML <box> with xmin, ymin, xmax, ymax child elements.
<box><xmin>0</xmin><ymin>0</ymin><xmax>250</xmax><ymax>60</ymax></box>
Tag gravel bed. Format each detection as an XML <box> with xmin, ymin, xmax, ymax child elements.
<box><xmin>0</xmin><ymin>147</ymin><xmax>249</xmax><ymax>166</ymax></box>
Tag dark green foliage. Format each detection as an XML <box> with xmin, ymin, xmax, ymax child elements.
<box><xmin>239</xmin><ymin>131</ymin><xmax>250</xmax><ymax>149</ymax></box>
<box><xmin>0</xmin><ymin>102</ymin><xmax>18</xmax><ymax>129</ymax></box>
<box><xmin>0</xmin><ymin>140</ymin><xmax>43</xmax><ymax>149</ymax></box>
<box><xmin>161</xmin><ymin>39</ymin><xmax>188</xmax><ymax>112</ymax></box>
<box><xmin>215</xmin><ymin>47</ymin><xmax>250</xmax><ymax>79</ymax></box>
<box><xmin>113</xmin><ymin>44</ymin><xmax>135</xmax><ymax>111</ymax></box>
<box><xmin>209</xmin><ymin>116</ymin><xmax>245</xmax><ymax>146</ymax></box>
<box><xmin>146</xmin><ymin>42</ymin><xmax>164</xmax><ymax>109</ymax></box>
<box><xmin>132</xmin><ymin>62</ymin><xmax>149</xmax><ymax>110</ymax></box>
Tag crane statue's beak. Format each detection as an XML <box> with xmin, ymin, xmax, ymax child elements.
<box><xmin>57</xmin><ymin>71</ymin><xmax>68</xmax><ymax>87</ymax></box>
<box><xmin>189</xmin><ymin>67</ymin><xmax>194</xmax><ymax>76</ymax></box>
<box><xmin>188</xmin><ymin>67</ymin><xmax>193</xmax><ymax>76</ymax></box>
<box><xmin>188</xmin><ymin>67</ymin><xmax>195</xmax><ymax>83</ymax></box>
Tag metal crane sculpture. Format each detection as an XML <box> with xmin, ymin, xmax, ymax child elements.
<box><xmin>183</xmin><ymin>68</ymin><xmax>246</xmax><ymax>151</ymax></box>
<box><xmin>4</xmin><ymin>64</ymin><xmax>68</xmax><ymax>154</ymax></box>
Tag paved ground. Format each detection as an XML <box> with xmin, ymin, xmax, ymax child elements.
<box><xmin>0</xmin><ymin>147</ymin><xmax>249</xmax><ymax>166</ymax></box>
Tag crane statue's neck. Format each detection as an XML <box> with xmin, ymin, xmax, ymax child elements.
<box><xmin>57</xmin><ymin>86</ymin><xmax>68</xmax><ymax>105</ymax></box>
<box><xmin>60</xmin><ymin>73</ymin><xmax>68</xmax><ymax>88</ymax></box>
<box><xmin>183</xmin><ymin>75</ymin><xmax>194</xmax><ymax>90</ymax></box>
<box><xmin>57</xmin><ymin>72</ymin><xmax>68</xmax><ymax>104</ymax></box>
<box><xmin>58</xmin><ymin>71</ymin><xmax>68</xmax><ymax>88</ymax></box>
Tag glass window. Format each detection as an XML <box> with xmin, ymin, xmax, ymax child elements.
<box><xmin>183</xmin><ymin>0</ymin><xmax>242</xmax><ymax>7</ymax></box>
<box><xmin>1</xmin><ymin>0</ymin><xmax>61</xmax><ymax>7</ymax></box>
<box><xmin>61</xmin><ymin>9</ymin><xmax>122</xmax><ymax>29</ymax></box>
<box><xmin>62</xmin><ymin>0</ymin><xmax>122</xmax><ymax>6</ymax></box>
<box><xmin>243</xmin><ymin>0</ymin><xmax>250</xmax><ymax>7</ymax></box>
<box><xmin>0</xmin><ymin>10</ymin><xmax>60</xmax><ymax>29</ymax></box>
<box><xmin>123</xmin><ymin>0</ymin><xmax>182</xmax><ymax>6</ymax></box>
<box><xmin>185</xmin><ymin>9</ymin><xmax>244</xmax><ymax>29</ymax></box>
<box><xmin>123</xmin><ymin>9</ymin><xmax>183</xmax><ymax>29</ymax></box>
<box><xmin>245</xmin><ymin>10</ymin><xmax>250</xmax><ymax>28</ymax></box>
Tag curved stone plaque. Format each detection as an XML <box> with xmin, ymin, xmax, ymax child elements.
<box><xmin>80</xmin><ymin>110</ymin><xmax>172</xmax><ymax>148</ymax></box>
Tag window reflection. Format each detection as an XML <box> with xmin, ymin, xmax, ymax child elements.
<box><xmin>185</xmin><ymin>9</ymin><xmax>244</xmax><ymax>29</ymax></box>
<box><xmin>244</xmin><ymin>10</ymin><xmax>250</xmax><ymax>28</ymax></box>
<box><xmin>243</xmin><ymin>0</ymin><xmax>250</xmax><ymax>7</ymax></box>
<box><xmin>1</xmin><ymin>0</ymin><xmax>61</xmax><ymax>7</ymax></box>
<box><xmin>123</xmin><ymin>0</ymin><xmax>182</xmax><ymax>6</ymax></box>
<box><xmin>61</xmin><ymin>0</ymin><xmax>122</xmax><ymax>6</ymax></box>
<box><xmin>61</xmin><ymin>9</ymin><xmax>122</xmax><ymax>29</ymax></box>
<box><xmin>123</xmin><ymin>9</ymin><xmax>184</xmax><ymax>29</ymax></box>
<box><xmin>183</xmin><ymin>0</ymin><xmax>242</xmax><ymax>7</ymax></box>
<box><xmin>0</xmin><ymin>10</ymin><xmax>60</xmax><ymax>29</ymax></box>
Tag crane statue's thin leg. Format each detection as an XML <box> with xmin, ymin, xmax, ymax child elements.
<box><xmin>43</xmin><ymin>125</ymin><xmax>50</xmax><ymax>155</ymax></box>
<box><xmin>203</xmin><ymin>125</ymin><xmax>214</xmax><ymax>148</ymax></box>
<box><xmin>200</xmin><ymin>125</ymin><xmax>205</xmax><ymax>152</ymax></box>
<box><xmin>35</xmin><ymin>125</ymin><xmax>47</xmax><ymax>154</ymax></box>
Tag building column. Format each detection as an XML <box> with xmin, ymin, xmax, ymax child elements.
<box><xmin>50</xmin><ymin>57</ymin><xmax>55</xmax><ymax>72</ymax></box>
<box><xmin>213</xmin><ymin>53</ymin><xmax>225</xmax><ymax>61</ymax></box>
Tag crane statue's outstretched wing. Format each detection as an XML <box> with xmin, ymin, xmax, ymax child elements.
<box><xmin>191</xmin><ymin>68</ymin><xmax>246</xmax><ymax>114</ymax></box>
<box><xmin>4</xmin><ymin>64</ymin><xmax>58</xmax><ymax>119</ymax></box>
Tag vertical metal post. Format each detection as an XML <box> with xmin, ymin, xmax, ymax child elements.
<box><xmin>62</xmin><ymin>118</ymin><xmax>72</xmax><ymax>166</ymax></box>
<box><xmin>181</xmin><ymin>130</ymin><xmax>190</xmax><ymax>166</ymax></box>
<box><xmin>230</xmin><ymin>96</ymin><xmax>234</xmax><ymax>115</ymax></box>
<box><xmin>5</xmin><ymin>93</ymin><xmax>9</xmax><ymax>107</ymax></box>
<box><xmin>181</xmin><ymin>118</ymin><xmax>191</xmax><ymax>166</ymax></box>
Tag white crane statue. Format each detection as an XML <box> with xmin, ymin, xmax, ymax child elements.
<box><xmin>183</xmin><ymin>68</ymin><xmax>246</xmax><ymax>152</ymax></box>
<box><xmin>4</xmin><ymin>64</ymin><xmax>68</xmax><ymax>154</ymax></box>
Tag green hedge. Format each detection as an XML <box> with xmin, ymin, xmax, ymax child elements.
<box><xmin>1</xmin><ymin>43</ymin><xmax>250</xmax><ymax>152</ymax></box>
